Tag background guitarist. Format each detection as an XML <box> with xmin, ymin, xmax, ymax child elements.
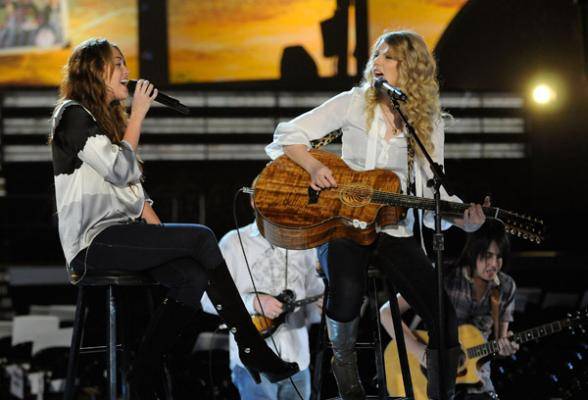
<box><xmin>380</xmin><ymin>220</ymin><xmax>519</xmax><ymax>400</ymax></box>
<box><xmin>266</xmin><ymin>30</ymin><xmax>487</xmax><ymax>400</ymax></box>
<box><xmin>201</xmin><ymin>217</ymin><xmax>324</xmax><ymax>400</ymax></box>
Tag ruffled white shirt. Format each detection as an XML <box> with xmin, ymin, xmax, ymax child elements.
<box><xmin>201</xmin><ymin>223</ymin><xmax>324</xmax><ymax>371</ymax></box>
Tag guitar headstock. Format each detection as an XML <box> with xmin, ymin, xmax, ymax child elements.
<box><xmin>494</xmin><ymin>209</ymin><xmax>545</xmax><ymax>244</ymax></box>
<box><xmin>567</xmin><ymin>308</ymin><xmax>588</xmax><ymax>336</ymax></box>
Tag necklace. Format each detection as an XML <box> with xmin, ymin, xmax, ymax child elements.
<box><xmin>381</xmin><ymin>104</ymin><xmax>404</xmax><ymax>137</ymax></box>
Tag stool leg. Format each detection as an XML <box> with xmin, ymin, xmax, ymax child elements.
<box><xmin>310</xmin><ymin>279</ymin><xmax>328</xmax><ymax>400</ymax></box>
<box><xmin>64</xmin><ymin>286</ymin><xmax>87</xmax><ymax>400</ymax></box>
<box><xmin>120</xmin><ymin>289</ymin><xmax>132</xmax><ymax>400</ymax></box>
<box><xmin>387</xmin><ymin>283</ymin><xmax>414</xmax><ymax>399</ymax></box>
<box><xmin>107</xmin><ymin>285</ymin><xmax>118</xmax><ymax>400</ymax></box>
<box><xmin>370</xmin><ymin>275</ymin><xmax>389</xmax><ymax>399</ymax></box>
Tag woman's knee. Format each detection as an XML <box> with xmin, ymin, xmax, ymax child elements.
<box><xmin>185</xmin><ymin>224</ymin><xmax>223</xmax><ymax>268</ymax></box>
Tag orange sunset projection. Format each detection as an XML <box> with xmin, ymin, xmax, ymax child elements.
<box><xmin>169</xmin><ymin>0</ymin><xmax>468</xmax><ymax>84</ymax></box>
<box><xmin>0</xmin><ymin>0</ymin><xmax>138</xmax><ymax>86</ymax></box>
<box><xmin>0</xmin><ymin>0</ymin><xmax>468</xmax><ymax>86</ymax></box>
<box><xmin>369</xmin><ymin>0</ymin><xmax>468</xmax><ymax>49</ymax></box>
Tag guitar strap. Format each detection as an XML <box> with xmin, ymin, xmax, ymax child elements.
<box><xmin>310</xmin><ymin>129</ymin><xmax>342</xmax><ymax>149</ymax></box>
<box><xmin>406</xmin><ymin>137</ymin><xmax>416</xmax><ymax>196</ymax></box>
<box><xmin>490</xmin><ymin>287</ymin><xmax>501</xmax><ymax>339</ymax></box>
<box><xmin>283</xmin><ymin>249</ymin><xmax>289</xmax><ymax>292</ymax></box>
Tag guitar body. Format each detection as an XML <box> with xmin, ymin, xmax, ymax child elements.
<box><xmin>251</xmin><ymin>314</ymin><xmax>284</xmax><ymax>339</ymax></box>
<box><xmin>384</xmin><ymin>329</ymin><xmax>430</xmax><ymax>400</ymax></box>
<box><xmin>253</xmin><ymin>149</ymin><xmax>404</xmax><ymax>249</ymax></box>
<box><xmin>385</xmin><ymin>325</ymin><xmax>488</xmax><ymax>399</ymax></box>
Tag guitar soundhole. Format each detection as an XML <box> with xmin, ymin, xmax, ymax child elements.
<box><xmin>339</xmin><ymin>184</ymin><xmax>373</xmax><ymax>207</ymax></box>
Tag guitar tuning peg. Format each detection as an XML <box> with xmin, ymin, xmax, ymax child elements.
<box><xmin>523</xmin><ymin>233</ymin><xmax>528</xmax><ymax>239</ymax></box>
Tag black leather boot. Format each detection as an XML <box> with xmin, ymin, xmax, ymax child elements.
<box><xmin>326</xmin><ymin>316</ymin><xmax>366</xmax><ymax>400</ymax></box>
<box><xmin>425</xmin><ymin>346</ymin><xmax>462</xmax><ymax>400</ymax></box>
<box><xmin>129</xmin><ymin>297</ymin><xmax>198</xmax><ymax>400</ymax></box>
<box><xmin>206</xmin><ymin>261</ymin><xmax>299</xmax><ymax>383</ymax></box>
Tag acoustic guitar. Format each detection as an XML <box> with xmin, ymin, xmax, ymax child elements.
<box><xmin>384</xmin><ymin>309</ymin><xmax>588</xmax><ymax>399</ymax></box>
<box><xmin>252</xmin><ymin>149</ymin><xmax>545</xmax><ymax>250</ymax></box>
<box><xmin>250</xmin><ymin>289</ymin><xmax>324</xmax><ymax>338</ymax></box>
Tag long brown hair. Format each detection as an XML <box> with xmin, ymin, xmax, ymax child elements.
<box><xmin>361</xmin><ymin>31</ymin><xmax>442</xmax><ymax>157</ymax></box>
<box><xmin>55</xmin><ymin>38</ymin><xmax>128</xmax><ymax>143</ymax></box>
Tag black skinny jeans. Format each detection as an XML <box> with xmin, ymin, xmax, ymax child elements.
<box><xmin>326</xmin><ymin>234</ymin><xmax>458</xmax><ymax>350</ymax></box>
<box><xmin>71</xmin><ymin>221</ymin><xmax>224</xmax><ymax>309</ymax></box>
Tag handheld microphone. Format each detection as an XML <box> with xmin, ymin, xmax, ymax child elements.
<box><xmin>127</xmin><ymin>79</ymin><xmax>190</xmax><ymax>115</ymax></box>
<box><xmin>374</xmin><ymin>78</ymin><xmax>408</xmax><ymax>102</ymax></box>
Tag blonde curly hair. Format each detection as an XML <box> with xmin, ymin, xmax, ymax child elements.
<box><xmin>361</xmin><ymin>31</ymin><xmax>441</xmax><ymax>157</ymax></box>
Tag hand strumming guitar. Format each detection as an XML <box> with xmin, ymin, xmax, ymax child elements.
<box><xmin>283</xmin><ymin>144</ymin><xmax>337</xmax><ymax>191</ymax></box>
<box><xmin>253</xmin><ymin>294</ymin><xmax>284</xmax><ymax>319</ymax></box>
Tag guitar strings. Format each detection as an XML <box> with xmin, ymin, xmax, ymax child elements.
<box><xmin>319</xmin><ymin>184</ymin><xmax>541</xmax><ymax>238</ymax></box>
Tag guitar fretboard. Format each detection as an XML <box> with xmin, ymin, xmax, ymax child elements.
<box><xmin>466</xmin><ymin>319</ymin><xmax>571</xmax><ymax>358</ymax></box>
<box><xmin>371</xmin><ymin>190</ymin><xmax>488</xmax><ymax>216</ymax></box>
<box><xmin>365</xmin><ymin>187</ymin><xmax>543</xmax><ymax>243</ymax></box>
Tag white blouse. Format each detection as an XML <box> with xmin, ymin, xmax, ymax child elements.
<box><xmin>266</xmin><ymin>85</ymin><xmax>462</xmax><ymax>237</ymax></box>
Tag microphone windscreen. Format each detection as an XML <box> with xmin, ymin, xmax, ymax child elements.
<box><xmin>126</xmin><ymin>79</ymin><xmax>137</xmax><ymax>94</ymax></box>
<box><xmin>374</xmin><ymin>77</ymin><xmax>386</xmax><ymax>89</ymax></box>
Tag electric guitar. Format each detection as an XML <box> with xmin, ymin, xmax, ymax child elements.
<box><xmin>250</xmin><ymin>289</ymin><xmax>323</xmax><ymax>338</ymax></box>
<box><xmin>384</xmin><ymin>309</ymin><xmax>588</xmax><ymax>399</ymax></box>
<box><xmin>252</xmin><ymin>149</ymin><xmax>545</xmax><ymax>250</ymax></box>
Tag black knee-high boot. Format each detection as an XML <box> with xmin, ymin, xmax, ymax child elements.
<box><xmin>326</xmin><ymin>316</ymin><xmax>365</xmax><ymax>400</ymax></box>
<box><xmin>206</xmin><ymin>261</ymin><xmax>299</xmax><ymax>383</ymax></box>
<box><xmin>129</xmin><ymin>297</ymin><xmax>198</xmax><ymax>400</ymax></box>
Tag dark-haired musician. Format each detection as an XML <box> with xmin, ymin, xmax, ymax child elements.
<box><xmin>381</xmin><ymin>220</ymin><xmax>518</xmax><ymax>400</ymax></box>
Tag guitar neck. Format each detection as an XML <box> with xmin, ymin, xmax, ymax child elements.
<box><xmin>371</xmin><ymin>190</ymin><xmax>492</xmax><ymax>217</ymax></box>
<box><xmin>291</xmin><ymin>294</ymin><xmax>323</xmax><ymax>308</ymax></box>
<box><xmin>466</xmin><ymin>319</ymin><xmax>571</xmax><ymax>359</ymax></box>
<box><xmin>368</xmin><ymin>188</ymin><xmax>544</xmax><ymax>244</ymax></box>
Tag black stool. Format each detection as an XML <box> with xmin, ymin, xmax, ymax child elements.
<box><xmin>63</xmin><ymin>270</ymin><xmax>157</xmax><ymax>400</ymax></box>
<box><xmin>311</xmin><ymin>267</ymin><xmax>414</xmax><ymax>400</ymax></box>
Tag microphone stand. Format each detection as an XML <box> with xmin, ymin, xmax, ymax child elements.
<box><xmin>386</xmin><ymin>94</ymin><xmax>455</xmax><ymax>400</ymax></box>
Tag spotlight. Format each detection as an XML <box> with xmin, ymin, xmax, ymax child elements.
<box><xmin>532</xmin><ymin>84</ymin><xmax>556</xmax><ymax>105</ymax></box>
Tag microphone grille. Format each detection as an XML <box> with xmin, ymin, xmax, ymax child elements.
<box><xmin>127</xmin><ymin>79</ymin><xmax>137</xmax><ymax>93</ymax></box>
<box><xmin>374</xmin><ymin>77</ymin><xmax>386</xmax><ymax>89</ymax></box>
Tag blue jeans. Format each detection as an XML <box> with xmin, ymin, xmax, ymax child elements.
<box><xmin>232</xmin><ymin>365</ymin><xmax>310</xmax><ymax>400</ymax></box>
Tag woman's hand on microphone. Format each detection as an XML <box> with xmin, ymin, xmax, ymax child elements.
<box><xmin>124</xmin><ymin>79</ymin><xmax>158</xmax><ymax>150</ymax></box>
<box><xmin>130</xmin><ymin>79</ymin><xmax>158</xmax><ymax>122</ymax></box>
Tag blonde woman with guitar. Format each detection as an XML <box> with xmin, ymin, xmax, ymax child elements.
<box><xmin>266</xmin><ymin>30</ymin><xmax>487</xmax><ymax>400</ymax></box>
<box><xmin>380</xmin><ymin>220</ymin><xmax>518</xmax><ymax>400</ymax></box>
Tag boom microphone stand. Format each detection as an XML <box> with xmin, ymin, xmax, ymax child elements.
<box><xmin>381</xmin><ymin>83</ymin><xmax>455</xmax><ymax>400</ymax></box>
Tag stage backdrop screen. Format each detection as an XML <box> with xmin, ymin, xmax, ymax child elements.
<box><xmin>168</xmin><ymin>0</ymin><xmax>467</xmax><ymax>84</ymax></box>
<box><xmin>0</xmin><ymin>0</ymin><xmax>466</xmax><ymax>86</ymax></box>
<box><xmin>0</xmin><ymin>0</ymin><xmax>138</xmax><ymax>86</ymax></box>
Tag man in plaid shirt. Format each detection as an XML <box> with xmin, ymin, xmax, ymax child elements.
<box><xmin>380</xmin><ymin>220</ymin><xmax>518</xmax><ymax>400</ymax></box>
